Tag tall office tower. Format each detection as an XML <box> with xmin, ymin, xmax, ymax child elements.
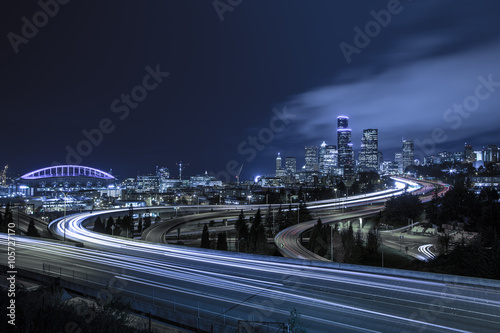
<box><xmin>337</xmin><ymin>116</ymin><xmax>354</xmax><ymax>177</ymax></box>
<box><xmin>483</xmin><ymin>145</ymin><xmax>499</xmax><ymax>163</ymax></box>
<box><xmin>285</xmin><ymin>156</ymin><xmax>297</xmax><ymax>174</ymax></box>
<box><xmin>319</xmin><ymin>141</ymin><xmax>338</xmax><ymax>175</ymax></box>
<box><xmin>156</xmin><ymin>166</ymin><xmax>170</xmax><ymax>193</ymax></box>
<box><xmin>304</xmin><ymin>146</ymin><xmax>319</xmax><ymax>171</ymax></box>
<box><xmin>395</xmin><ymin>153</ymin><xmax>403</xmax><ymax>174</ymax></box>
<box><xmin>359</xmin><ymin>129</ymin><xmax>379</xmax><ymax>172</ymax></box>
<box><xmin>378</xmin><ymin>151</ymin><xmax>384</xmax><ymax>171</ymax></box>
<box><xmin>402</xmin><ymin>139</ymin><xmax>414</xmax><ymax>172</ymax></box>
<box><xmin>464</xmin><ymin>143</ymin><xmax>474</xmax><ymax>162</ymax></box>
<box><xmin>276</xmin><ymin>152</ymin><xmax>286</xmax><ymax>177</ymax></box>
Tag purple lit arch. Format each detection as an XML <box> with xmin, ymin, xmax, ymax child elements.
<box><xmin>20</xmin><ymin>165</ymin><xmax>117</xmax><ymax>180</ymax></box>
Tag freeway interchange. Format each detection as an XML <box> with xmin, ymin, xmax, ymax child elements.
<box><xmin>3</xmin><ymin>177</ymin><xmax>500</xmax><ymax>332</ymax></box>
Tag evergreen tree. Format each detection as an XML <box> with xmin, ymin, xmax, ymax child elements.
<box><xmin>143</xmin><ymin>214</ymin><xmax>151</xmax><ymax>229</ymax></box>
<box><xmin>26</xmin><ymin>219</ymin><xmax>40</xmax><ymax>237</ymax></box>
<box><xmin>216</xmin><ymin>232</ymin><xmax>228</xmax><ymax>251</ymax></box>
<box><xmin>105</xmin><ymin>216</ymin><xmax>115</xmax><ymax>235</ymax></box>
<box><xmin>0</xmin><ymin>210</ymin><xmax>6</xmax><ymax>233</ymax></box>
<box><xmin>93</xmin><ymin>217</ymin><xmax>105</xmax><ymax>233</ymax></box>
<box><xmin>308</xmin><ymin>218</ymin><xmax>322</xmax><ymax>254</ymax></box>
<box><xmin>137</xmin><ymin>217</ymin><xmax>143</xmax><ymax>233</ymax></box>
<box><xmin>298</xmin><ymin>202</ymin><xmax>312</xmax><ymax>223</ymax></box>
<box><xmin>249</xmin><ymin>208</ymin><xmax>262</xmax><ymax>252</ymax></box>
<box><xmin>201</xmin><ymin>225</ymin><xmax>211</xmax><ymax>249</ymax></box>
<box><xmin>121</xmin><ymin>215</ymin><xmax>134</xmax><ymax>237</ymax></box>
<box><xmin>340</xmin><ymin>224</ymin><xmax>356</xmax><ymax>263</ymax></box>
<box><xmin>275</xmin><ymin>205</ymin><xmax>286</xmax><ymax>232</ymax></box>
<box><xmin>264</xmin><ymin>205</ymin><xmax>274</xmax><ymax>238</ymax></box>
<box><xmin>366</xmin><ymin>228</ymin><xmax>378</xmax><ymax>254</ymax></box>
<box><xmin>235</xmin><ymin>210</ymin><xmax>249</xmax><ymax>240</ymax></box>
<box><xmin>425</xmin><ymin>191</ymin><xmax>440</xmax><ymax>225</ymax></box>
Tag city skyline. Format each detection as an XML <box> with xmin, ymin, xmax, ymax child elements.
<box><xmin>1</xmin><ymin>1</ymin><xmax>500</xmax><ymax>180</ymax></box>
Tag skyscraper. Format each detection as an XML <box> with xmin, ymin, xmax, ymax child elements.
<box><xmin>359</xmin><ymin>129</ymin><xmax>379</xmax><ymax>172</ymax></box>
<box><xmin>402</xmin><ymin>139</ymin><xmax>414</xmax><ymax>172</ymax></box>
<box><xmin>304</xmin><ymin>146</ymin><xmax>319</xmax><ymax>172</ymax></box>
<box><xmin>464</xmin><ymin>143</ymin><xmax>474</xmax><ymax>163</ymax></box>
<box><xmin>395</xmin><ymin>153</ymin><xmax>403</xmax><ymax>174</ymax></box>
<box><xmin>285</xmin><ymin>157</ymin><xmax>297</xmax><ymax>174</ymax></box>
<box><xmin>337</xmin><ymin>116</ymin><xmax>354</xmax><ymax>177</ymax></box>
<box><xmin>276</xmin><ymin>152</ymin><xmax>286</xmax><ymax>177</ymax></box>
<box><xmin>483</xmin><ymin>145</ymin><xmax>499</xmax><ymax>163</ymax></box>
<box><xmin>319</xmin><ymin>141</ymin><xmax>338</xmax><ymax>175</ymax></box>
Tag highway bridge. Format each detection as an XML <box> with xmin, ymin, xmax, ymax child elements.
<box><xmin>5</xmin><ymin>178</ymin><xmax>497</xmax><ymax>332</ymax></box>
<box><xmin>274</xmin><ymin>177</ymin><xmax>449</xmax><ymax>261</ymax></box>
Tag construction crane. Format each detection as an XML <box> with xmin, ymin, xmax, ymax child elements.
<box><xmin>176</xmin><ymin>161</ymin><xmax>189</xmax><ymax>180</ymax></box>
<box><xmin>1</xmin><ymin>164</ymin><xmax>8</xmax><ymax>187</ymax></box>
<box><xmin>235</xmin><ymin>164</ymin><xmax>243</xmax><ymax>186</ymax></box>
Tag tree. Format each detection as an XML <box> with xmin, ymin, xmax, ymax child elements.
<box><xmin>26</xmin><ymin>219</ymin><xmax>40</xmax><ymax>237</ymax></box>
<box><xmin>143</xmin><ymin>214</ymin><xmax>151</xmax><ymax>230</ymax></box>
<box><xmin>0</xmin><ymin>210</ymin><xmax>6</xmax><ymax>233</ymax></box>
<box><xmin>121</xmin><ymin>215</ymin><xmax>134</xmax><ymax>237</ymax></box>
<box><xmin>341</xmin><ymin>224</ymin><xmax>357</xmax><ymax>263</ymax></box>
<box><xmin>308</xmin><ymin>218</ymin><xmax>329</xmax><ymax>256</ymax></box>
<box><xmin>275</xmin><ymin>205</ymin><xmax>287</xmax><ymax>232</ymax></box>
<box><xmin>201</xmin><ymin>225</ymin><xmax>210</xmax><ymax>249</ymax></box>
<box><xmin>105</xmin><ymin>216</ymin><xmax>115</xmax><ymax>235</ymax></box>
<box><xmin>264</xmin><ymin>205</ymin><xmax>274</xmax><ymax>238</ymax></box>
<box><xmin>434</xmin><ymin>233</ymin><xmax>450</xmax><ymax>256</ymax></box>
<box><xmin>425</xmin><ymin>191</ymin><xmax>440</xmax><ymax>225</ymax></box>
<box><xmin>298</xmin><ymin>202</ymin><xmax>312</xmax><ymax>223</ymax></box>
<box><xmin>235</xmin><ymin>210</ymin><xmax>248</xmax><ymax>241</ymax></box>
<box><xmin>382</xmin><ymin>193</ymin><xmax>423</xmax><ymax>226</ymax></box>
<box><xmin>249</xmin><ymin>208</ymin><xmax>262</xmax><ymax>252</ymax></box>
<box><xmin>93</xmin><ymin>217</ymin><xmax>105</xmax><ymax>233</ymax></box>
<box><xmin>366</xmin><ymin>228</ymin><xmax>378</xmax><ymax>254</ymax></box>
<box><xmin>216</xmin><ymin>232</ymin><xmax>228</xmax><ymax>251</ymax></box>
<box><xmin>137</xmin><ymin>218</ymin><xmax>143</xmax><ymax>233</ymax></box>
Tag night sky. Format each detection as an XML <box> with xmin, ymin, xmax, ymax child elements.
<box><xmin>1</xmin><ymin>0</ymin><xmax>500</xmax><ymax>181</ymax></box>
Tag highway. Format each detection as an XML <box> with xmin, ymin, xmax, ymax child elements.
<box><xmin>274</xmin><ymin>177</ymin><xmax>445</xmax><ymax>261</ymax></box>
<box><xmin>6</xmin><ymin>178</ymin><xmax>497</xmax><ymax>332</ymax></box>
<box><xmin>3</xmin><ymin>233</ymin><xmax>500</xmax><ymax>332</ymax></box>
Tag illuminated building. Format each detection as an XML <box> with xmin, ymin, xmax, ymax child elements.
<box><xmin>276</xmin><ymin>152</ymin><xmax>286</xmax><ymax>177</ymax></box>
<box><xmin>16</xmin><ymin>165</ymin><xmax>118</xmax><ymax>196</ymax></box>
<box><xmin>337</xmin><ymin>116</ymin><xmax>354</xmax><ymax>177</ymax></box>
<box><xmin>483</xmin><ymin>145</ymin><xmax>499</xmax><ymax>163</ymax></box>
<box><xmin>402</xmin><ymin>139</ymin><xmax>414</xmax><ymax>172</ymax></box>
<box><xmin>285</xmin><ymin>157</ymin><xmax>297</xmax><ymax>174</ymax></box>
<box><xmin>318</xmin><ymin>141</ymin><xmax>338</xmax><ymax>175</ymax></box>
<box><xmin>359</xmin><ymin>129</ymin><xmax>379</xmax><ymax>172</ymax></box>
<box><xmin>304</xmin><ymin>146</ymin><xmax>319</xmax><ymax>172</ymax></box>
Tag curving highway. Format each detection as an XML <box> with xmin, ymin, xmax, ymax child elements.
<box><xmin>275</xmin><ymin>177</ymin><xmax>445</xmax><ymax>261</ymax></box>
<box><xmin>3</xmin><ymin>232</ymin><xmax>500</xmax><ymax>332</ymax></box>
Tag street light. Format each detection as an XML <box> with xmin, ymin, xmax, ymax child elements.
<box><xmin>237</xmin><ymin>237</ymin><xmax>244</xmax><ymax>252</ymax></box>
<box><xmin>193</xmin><ymin>194</ymin><xmax>200</xmax><ymax>214</ymax></box>
<box><xmin>330</xmin><ymin>223</ymin><xmax>334</xmax><ymax>262</ymax></box>
<box><xmin>247</xmin><ymin>195</ymin><xmax>252</xmax><ymax>205</ymax></box>
<box><xmin>60</xmin><ymin>191</ymin><xmax>68</xmax><ymax>241</ymax></box>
